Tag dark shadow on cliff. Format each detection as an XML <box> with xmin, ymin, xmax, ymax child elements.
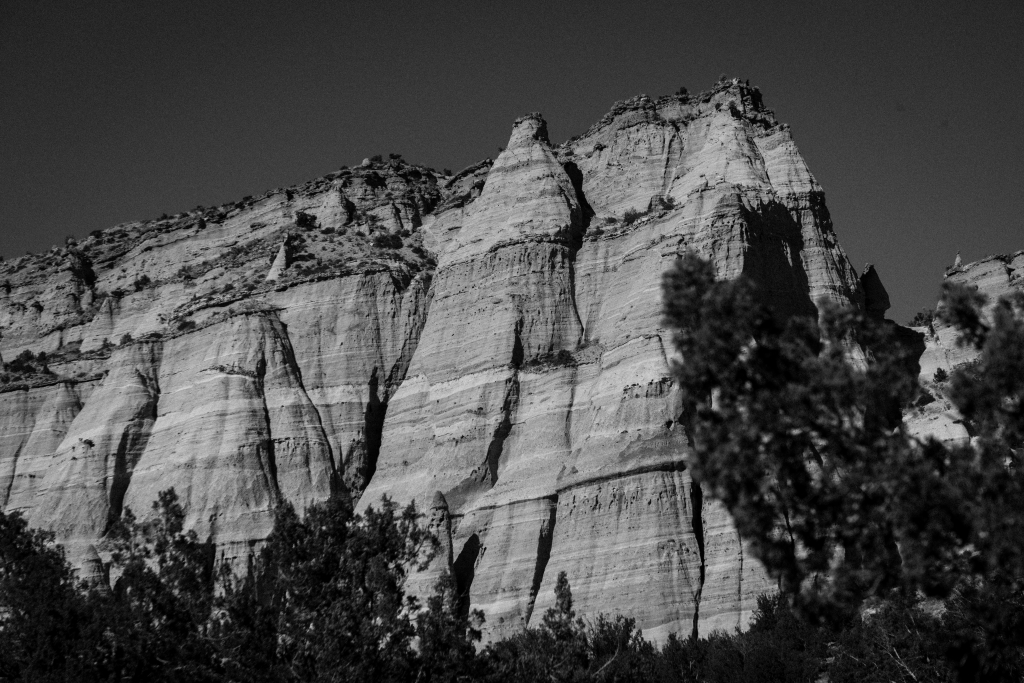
<box><xmin>525</xmin><ymin>498</ymin><xmax>557</xmax><ymax>625</ymax></box>
<box><xmin>355</xmin><ymin>367</ymin><xmax>387</xmax><ymax>492</ymax></box>
<box><xmin>739</xmin><ymin>200</ymin><xmax>816</xmax><ymax>321</ymax></box>
<box><xmin>453</xmin><ymin>533</ymin><xmax>481</xmax><ymax>619</ymax></box>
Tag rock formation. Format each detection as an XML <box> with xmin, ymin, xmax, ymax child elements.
<box><xmin>904</xmin><ymin>250</ymin><xmax>1024</xmax><ymax>445</ymax></box>
<box><xmin>0</xmin><ymin>81</ymin><xmax>866</xmax><ymax>641</ymax></box>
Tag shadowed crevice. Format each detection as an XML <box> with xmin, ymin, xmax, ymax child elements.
<box><xmin>525</xmin><ymin>496</ymin><xmax>558</xmax><ymax>625</ymax></box>
<box><xmin>485</xmin><ymin>373</ymin><xmax>519</xmax><ymax>486</ymax></box>
<box><xmin>690</xmin><ymin>478</ymin><xmax>706</xmax><ymax>640</ymax></box>
<box><xmin>561</xmin><ymin>161</ymin><xmax>593</xmax><ymax>242</ymax></box>
<box><xmin>358</xmin><ymin>367</ymin><xmax>388</xmax><ymax>492</ymax></box>
<box><xmin>453</xmin><ymin>533</ymin><xmax>481</xmax><ymax>619</ymax></box>
<box><xmin>253</xmin><ymin>356</ymin><xmax>281</xmax><ymax>505</ymax></box>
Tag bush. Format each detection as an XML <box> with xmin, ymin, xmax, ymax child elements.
<box><xmin>119</xmin><ymin>333</ymin><xmax>133</xmax><ymax>346</ymax></box>
<box><xmin>909</xmin><ymin>308</ymin><xmax>935</xmax><ymax>327</ymax></box>
<box><xmin>373</xmin><ymin>233</ymin><xmax>403</xmax><ymax>249</ymax></box>
<box><xmin>4</xmin><ymin>350</ymin><xmax>39</xmax><ymax>375</ymax></box>
<box><xmin>132</xmin><ymin>275</ymin><xmax>152</xmax><ymax>292</ymax></box>
<box><xmin>933</xmin><ymin>367</ymin><xmax>949</xmax><ymax>382</ymax></box>
<box><xmin>623</xmin><ymin>208</ymin><xmax>647</xmax><ymax>225</ymax></box>
<box><xmin>294</xmin><ymin>211</ymin><xmax>317</xmax><ymax>229</ymax></box>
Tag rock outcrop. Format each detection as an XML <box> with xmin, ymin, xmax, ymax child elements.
<box><xmin>904</xmin><ymin>250</ymin><xmax>1024</xmax><ymax>445</ymax></box>
<box><xmin>1</xmin><ymin>81</ymin><xmax>866</xmax><ymax>641</ymax></box>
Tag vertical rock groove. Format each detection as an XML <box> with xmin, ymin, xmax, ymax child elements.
<box><xmin>453</xmin><ymin>533</ymin><xmax>482</xmax><ymax>619</ymax></box>
<box><xmin>104</xmin><ymin>375</ymin><xmax>159</xmax><ymax>532</ymax></box>
<box><xmin>690</xmin><ymin>478</ymin><xmax>706</xmax><ymax>639</ymax></box>
<box><xmin>360</xmin><ymin>367</ymin><xmax>387</xmax><ymax>490</ymax></box>
<box><xmin>525</xmin><ymin>495</ymin><xmax>558</xmax><ymax>625</ymax></box>
<box><xmin>485</xmin><ymin>325</ymin><xmax>522</xmax><ymax>486</ymax></box>
<box><xmin>562</xmin><ymin>160</ymin><xmax>589</xmax><ymax>335</ymax></box>
<box><xmin>254</xmin><ymin>355</ymin><xmax>281</xmax><ymax>503</ymax></box>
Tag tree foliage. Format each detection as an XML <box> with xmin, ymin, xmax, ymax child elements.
<box><xmin>5</xmin><ymin>250</ymin><xmax>1024</xmax><ymax>681</ymax></box>
<box><xmin>662</xmin><ymin>252</ymin><xmax>1024</xmax><ymax>680</ymax></box>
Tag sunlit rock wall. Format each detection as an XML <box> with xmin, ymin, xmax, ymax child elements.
<box><xmin>2</xmin><ymin>81</ymin><xmax>864</xmax><ymax>641</ymax></box>
<box><xmin>360</xmin><ymin>81</ymin><xmax>861</xmax><ymax>641</ymax></box>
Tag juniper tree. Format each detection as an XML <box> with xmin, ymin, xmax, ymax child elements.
<box><xmin>662</xmin><ymin>252</ymin><xmax>1024</xmax><ymax>681</ymax></box>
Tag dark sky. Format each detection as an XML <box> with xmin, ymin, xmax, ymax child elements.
<box><xmin>2</xmin><ymin>1</ymin><xmax>1022</xmax><ymax>321</ymax></box>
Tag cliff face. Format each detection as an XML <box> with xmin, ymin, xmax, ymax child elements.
<box><xmin>360</xmin><ymin>82</ymin><xmax>862</xmax><ymax>640</ymax></box>
<box><xmin>0</xmin><ymin>81</ymin><xmax>863</xmax><ymax>640</ymax></box>
<box><xmin>904</xmin><ymin>251</ymin><xmax>1024</xmax><ymax>445</ymax></box>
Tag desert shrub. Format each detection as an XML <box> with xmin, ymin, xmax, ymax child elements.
<box><xmin>177</xmin><ymin>319</ymin><xmax>197</xmax><ymax>332</ymax></box>
<box><xmin>525</xmin><ymin>349</ymin><xmax>576</xmax><ymax>369</ymax></box>
<box><xmin>909</xmin><ymin>308</ymin><xmax>936</xmax><ymax>327</ymax></box>
<box><xmin>934</xmin><ymin>367</ymin><xmax>949</xmax><ymax>382</ymax></box>
<box><xmin>120</xmin><ymin>333</ymin><xmax>133</xmax><ymax>345</ymax></box>
<box><xmin>4</xmin><ymin>350</ymin><xmax>37</xmax><ymax>375</ymax></box>
<box><xmin>623</xmin><ymin>207</ymin><xmax>647</xmax><ymax>225</ymax></box>
<box><xmin>373</xmin><ymin>233</ymin><xmax>403</xmax><ymax>249</ymax></box>
<box><xmin>294</xmin><ymin>211</ymin><xmax>317</xmax><ymax>229</ymax></box>
<box><xmin>658</xmin><ymin>195</ymin><xmax>676</xmax><ymax>210</ymax></box>
<box><xmin>132</xmin><ymin>274</ymin><xmax>152</xmax><ymax>291</ymax></box>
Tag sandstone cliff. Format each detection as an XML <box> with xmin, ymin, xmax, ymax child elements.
<box><xmin>1</xmin><ymin>81</ymin><xmax>864</xmax><ymax>640</ymax></box>
<box><xmin>904</xmin><ymin>250</ymin><xmax>1024</xmax><ymax>445</ymax></box>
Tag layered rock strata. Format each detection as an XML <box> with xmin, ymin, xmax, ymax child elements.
<box><xmin>2</xmin><ymin>81</ymin><xmax>865</xmax><ymax>640</ymax></box>
<box><xmin>0</xmin><ymin>158</ymin><xmax>438</xmax><ymax>567</ymax></box>
<box><xmin>361</xmin><ymin>82</ymin><xmax>862</xmax><ymax>640</ymax></box>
